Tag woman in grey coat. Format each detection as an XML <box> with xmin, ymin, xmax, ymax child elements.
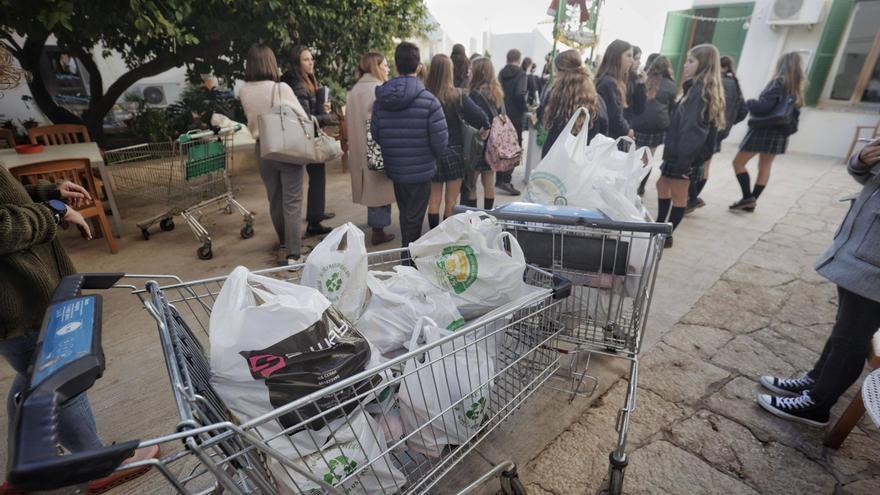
<box><xmin>757</xmin><ymin>139</ymin><xmax>880</xmax><ymax>427</ymax></box>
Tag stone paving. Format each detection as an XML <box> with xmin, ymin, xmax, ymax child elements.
<box><xmin>522</xmin><ymin>164</ymin><xmax>880</xmax><ymax>493</ymax></box>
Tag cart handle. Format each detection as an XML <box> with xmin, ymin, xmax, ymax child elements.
<box><xmin>453</xmin><ymin>204</ymin><xmax>674</xmax><ymax>235</ymax></box>
<box><xmin>7</xmin><ymin>273</ymin><xmax>141</xmax><ymax>491</ymax></box>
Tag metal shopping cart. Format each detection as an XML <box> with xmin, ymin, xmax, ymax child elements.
<box><xmin>103</xmin><ymin>125</ymin><xmax>255</xmax><ymax>260</ymax></box>
<box><xmin>458</xmin><ymin>202</ymin><xmax>670</xmax><ymax>495</ymax></box>
<box><xmin>7</xmin><ymin>251</ymin><xmax>571</xmax><ymax>494</ymax></box>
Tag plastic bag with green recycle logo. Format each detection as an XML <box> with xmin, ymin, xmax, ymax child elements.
<box><xmin>409</xmin><ymin>211</ymin><xmax>528</xmax><ymax>320</ymax></box>
<box><xmin>269</xmin><ymin>407</ymin><xmax>407</xmax><ymax>494</ymax></box>
<box><xmin>302</xmin><ymin>223</ymin><xmax>368</xmax><ymax>322</ymax></box>
<box><xmin>398</xmin><ymin>316</ymin><xmax>494</xmax><ymax>458</ymax></box>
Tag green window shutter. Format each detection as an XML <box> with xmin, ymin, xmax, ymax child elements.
<box><xmin>711</xmin><ymin>3</ymin><xmax>755</xmax><ymax>65</ymax></box>
<box><xmin>805</xmin><ymin>0</ymin><xmax>855</xmax><ymax>106</ymax></box>
<box><xmin>660</xmin><ymin>9</ymin><xmax>693</xmax><ymax>83</ymax></box>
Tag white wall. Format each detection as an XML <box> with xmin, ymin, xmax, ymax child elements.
<box><xmin>488</xmin><ymin>30</ymin><xmax>554</xmax><ymax>74</ymax></box>
<box><xmin>721</xmin><ymin>0</ymin><xmax>878</xmax><ymax>157</ymax></box>
<box><xmin>596</xmin><ymin>0</ymin><xmax>693</xmax><ymax>63</ymax></box>
<box><xmin>0</xmin><ymin>36</ymin><xmax>190</xmax><ymax>133</ymax></box>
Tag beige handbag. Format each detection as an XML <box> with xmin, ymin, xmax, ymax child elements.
<box><xmin>258</xmin><ymin>83</ymin><xmax>343</xmax><ymax>164</ymax></box>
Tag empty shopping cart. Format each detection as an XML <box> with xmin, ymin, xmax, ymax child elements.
<box><xmin>103</xmin><ymin>125</ymin><xmax>254</xmax><ymax>259</ymax></box>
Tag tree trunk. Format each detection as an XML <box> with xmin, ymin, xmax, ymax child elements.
<box><xmin>18</xmin><ymin>36</ymin><xmax>83</xmax><ymax>127</ymax></box>
<box><xmin>10</xmin><ymin>37</ymin><xmax>225</xmax><ymax>145</ymax></box>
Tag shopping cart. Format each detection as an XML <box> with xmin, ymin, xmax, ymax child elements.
<box><xmin>457</xmin><ymin>202</ymin><xmax>670</xmax><ymax>495</ymax></box>
<box><xmin>103</xmin><ymin>125</ymin><xmax>255</xmax><ymax>260</ymax></box>
<box><xmin>8</xmin><ymin>251</ymin><xmax>571</xmax><ymax>494</ymax></box>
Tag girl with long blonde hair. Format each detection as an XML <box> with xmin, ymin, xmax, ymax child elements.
<box><xmin>425</xmin><ymin>54</ymin><xmax>489</xmax><ymax>225</ymax></box>
<box><xmin>655</xmin><ymin>44</ymin><xmax>725</xmax><ymax>247</ymax></box>
<box><xmin>464</xmin><ymin>57</ymin><xmax>505</xmax><ymax>209</ymax></box>
<box><xmin>729</xmin><ymin>52</ymin><xmax>805</xmax><ymax>211</ymax></box>
<box><xmin>538</xmin><ymin>49</ymin><xmax>608</xmax><ymax>157</ymax></box>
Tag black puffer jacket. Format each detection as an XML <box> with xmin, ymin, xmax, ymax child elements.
<box><xmin>631</xmin><ymin>77</ymin><xmax>677</xmax><ymax>133</ymax></box>
<box><xmin>281</xmin><ymin>71</ymin><xmax>333</xmax><ymax>127</ymax></box>
<box><xmin>663</xmin><ymin>81</ymin><xmax>716</xmax><ymax>167</ymax></box>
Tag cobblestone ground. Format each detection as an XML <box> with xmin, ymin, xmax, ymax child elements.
<box><xmin>523</xmin><ymin>165</ymin><xmax>880</xmax><ymax>494</ymax></box>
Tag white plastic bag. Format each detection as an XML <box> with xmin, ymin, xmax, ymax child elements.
<box><xmin>409</xmin><ymin>211</ymin><xmax>528</xmax><ymax>319</ymax></box>
<box><xmin>526</xmin><ymin>108</ymin><xmax>652</xmax><ymax>222</ymax></box>
<box><xmin>357</xmin><ymin>266</ymin><xmax>465</xmax><ymax>354</ymax></box>
<box><xmin>302</xmin><ymin>223</ymin><xmax>368</xmax><ymax>321</ymax></box>
<box><xmin>270</xmin><ymin>408</ymin><xmax>407</xmax><ymax>494</ymax></box>
<box><xmin>398</xmin><ymin>317</ymin><xmax>493</xmax><ymax>458</ymax></box>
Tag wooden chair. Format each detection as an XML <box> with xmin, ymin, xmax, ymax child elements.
<box><xmin>846</xmin><ymin>120</ymin><xmax>879</xmax><ymax>160</ymax></box>
<box><xmin>0</xmin><ymin>128</ymin><xmax>15</xmax><ymax>148</ymax></box>
<box><xmin>11</xmin><ymin>158</ymin><xmax>118</xmax><ymax>254</ymax></box>
<box><xmin>823</xmin><ymin>332</ymin><xmax>880</xmax><ymax>448</ymax></box>
<box><xmin>28</xmin><ymin>124</ymin><xmax>91</xmax><ymax>146</ymax></box>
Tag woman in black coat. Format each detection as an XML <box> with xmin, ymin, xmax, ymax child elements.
<box><xmin>729</xmin><ymin>52</ymin><xmax>805</xmax><ymax>211</ymax></box>
<box><xmin>281</xmin><ymin>45</ymin><xmax>335</xmax><ymax>235</ymax></box>
<box><xmin>631</xmin><ymin>55</ymin><xmax>677</xmax><ymax>195</ymax></box>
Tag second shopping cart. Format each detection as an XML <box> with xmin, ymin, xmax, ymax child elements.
<box><xmin>103</xmin><ymin>125</ymin><xmax>254</xmax><ymax>260</ymax></box>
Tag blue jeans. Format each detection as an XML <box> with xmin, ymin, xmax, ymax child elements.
<box><xmin>367</xmin><ymin>204</ymin><xmax>392</xmax><ymax>229</ymax></box>
<box><xmin>0</xmin><ymin>332</ymin><xmax>102</xmax><ymax>452</ymax></box>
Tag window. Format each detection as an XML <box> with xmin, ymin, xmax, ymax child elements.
<box><xmin>829</xmin><ymin>0</ymin><xmax>880</xmax><ymax>103</ymax></box>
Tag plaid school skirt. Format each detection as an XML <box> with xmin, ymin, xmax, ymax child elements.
<box><xmin>635</xmin><ymin>130</ymin><xmax>666</xmax><ymax>149</ymax></box>
<box><xmin>740</xmin><ymin>128</ymin><xmax>789</xmax><ymax>155</ymax></box>
<box><xmin>433</xmin><ymin>145</ymin><xmax>465</xmax><ymax>182</ymax></box>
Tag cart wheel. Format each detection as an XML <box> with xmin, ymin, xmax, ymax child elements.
<box><xmin>224</xmin><ymin>204</ymin><xmax>233</xmax><ymax>215</ymax></box>
<box><xmin>607</xmin><ymin>467</ymin><xmax>625</xmax><ymax>495</ymax></box>
<box><xmin>606</xmin><ymin>451</ymin><xmax>628</xmax><ymax>495</ymax></box>
<box><xmin>197</xmin><ymin>244</ymin><xmax>213</xmax><ymax>260</ymax></box>
<box><xmin>500</xmin><ymin>471</ymin><xmax>526</xmax><ymax>495</ymax></box>
<box><xmin>141</xmin><ymin>228</ymin><xmax>150</xmax><ymax>241</ymax></box>
<box><xmin>159</xmin><ymin>218</ymin><xmax>175</xmax><ymax>231</ymax></box>
<box><xmin>240</xmin><ymin>224</ymin><xmax>254</xmax><ymax>239</ymax></box>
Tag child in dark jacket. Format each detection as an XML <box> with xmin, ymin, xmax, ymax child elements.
<box><xmin>688</xmin><ymin>55</ymin><xmax>747</xmax><ymax>211</ymax></box>
<box><xmin>425</xmin><ymin>54</ymin><xmax>490</xmax><ymax>226</ymax></box>
<box><xmin>631</xmin><ymin>55</ymin><xmax>677</xmax><ymax>195</ymax></box>
<box><xmin>596</xmin><ymin>39</ymin><xmax>636</xmax><ymax>140</ymax></box>
<box><xmin>656</xmin><ymin>44</ymin><xmax>726</xmax><ymax>247</ymax></box>
<box><xmin>729</xmin><ymin>52</ymin><xmax>805</xmax><ymax>212</ymax></box>
<box><xmin>371</xmin><ymin>42</ymin><xmax>448</xmax><ymax>248</ymax></box>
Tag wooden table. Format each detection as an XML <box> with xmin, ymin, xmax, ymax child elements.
<box><xmin>0</xmin><ymin>143</ymin><xmax>124</xmax><ymax>237</ymax></box>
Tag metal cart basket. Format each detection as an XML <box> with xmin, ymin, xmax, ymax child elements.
<box><xmin>472</xmin><ymin>202</ymin><xmax>671</xmax><ymax>495</ymax></box>
<box><xmin>8</xmin><ymin>250</ymin><xmax>570</xmax><ymax>494</ymax></box>
<box><xmin>103</xmin><ymin>125</ymin><xmax>254</xmax><ymax>259</ymax></box>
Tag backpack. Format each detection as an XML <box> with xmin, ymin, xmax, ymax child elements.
<box><xmin>477</xmin><ymin>92</ymin><xmax>523</xmax><ymax>172</ymax></box>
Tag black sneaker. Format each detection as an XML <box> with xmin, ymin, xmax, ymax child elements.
<box><xmin>756</xmin><ymin>392</ymin><xmax>829</xmax><ymax>427</ymax></box>
<box><xmin>729</xmin><ymin>196</ymin><xmax>756</xmax><ymax>210</ymax></box>
<box><xmin>760</xmin><ymin>373</ymin><xmax>815</xmax><ymax>397</ymax></box>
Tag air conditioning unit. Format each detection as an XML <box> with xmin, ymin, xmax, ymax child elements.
<box><xmin>767</xmin><ymin>0</ymin><xmax>825</xmax><ymax>26</ymax></box>
<box><xmin>128</xmin><ymin>82</ymin><xmax>183</xmax><ymax>107</ymax></box>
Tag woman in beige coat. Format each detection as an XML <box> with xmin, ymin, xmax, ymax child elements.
<box><xmin>345</xmin><ymin>52</ymin><xmax>396</xmax><ymax>245</ymax></box>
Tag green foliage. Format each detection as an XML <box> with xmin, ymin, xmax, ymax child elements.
<box><xmin>0</xmin><ymin>0</ymin><xmax>428</xmax><ymax>136</ymax></box>
<box><xmin>124</xmin><ymin>96</ymin><xmax>177</xmax><ymax>142</ymax></box>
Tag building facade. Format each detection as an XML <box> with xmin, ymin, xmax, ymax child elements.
<box><xmin>657</xmin><ymin>0</ymin><xmax>879</xmax><ymax>158</ymax></box>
